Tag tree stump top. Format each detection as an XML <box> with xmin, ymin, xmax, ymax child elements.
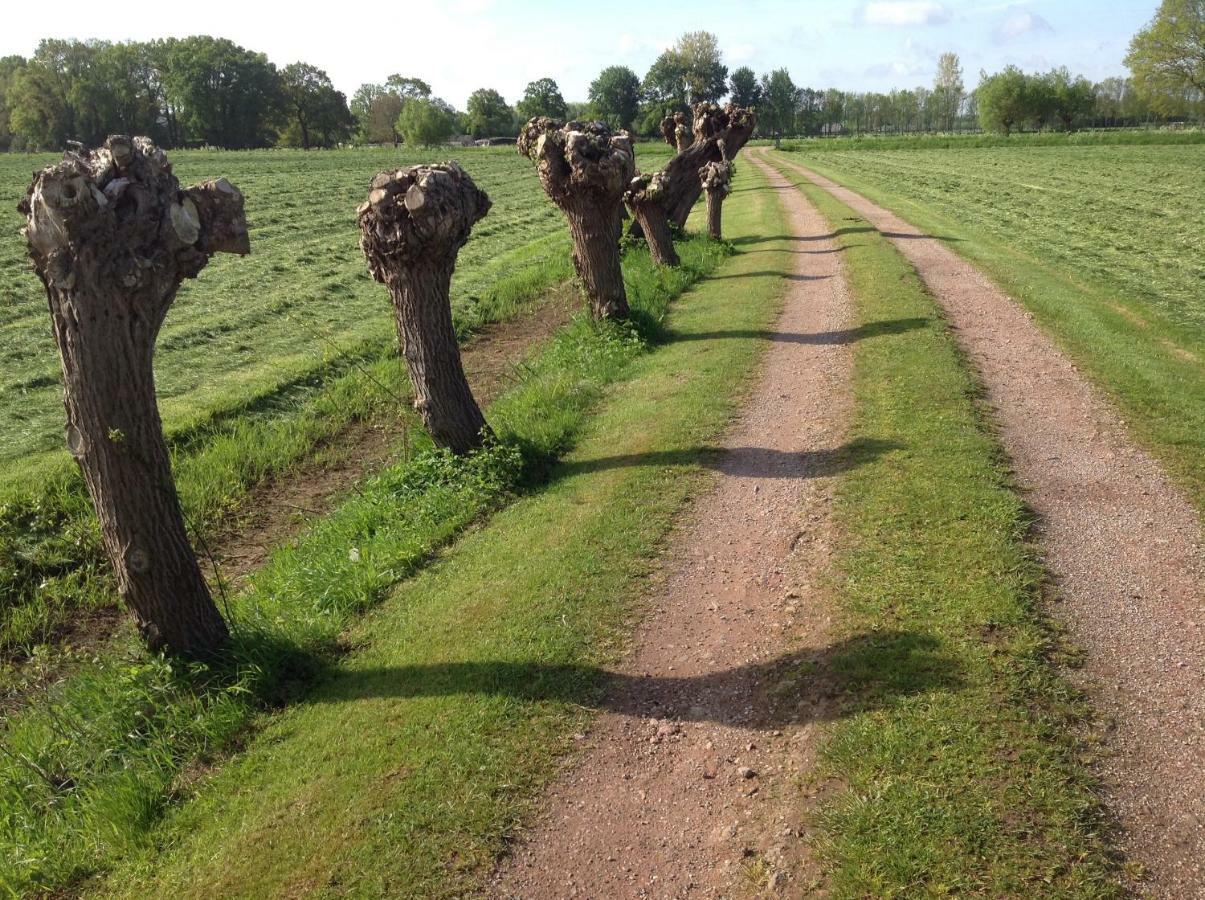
<box><xmin>517</xmin><ymin>118</ymin><xmax>634</xmax><ymax>204</ymax></box>
<box><xmin>699</xmin><ymin>159</ymin><xmax>735</xmax><ymax>195</ymax></box>
<box><xmin>624</xmin><ymin>171</ymin><xmax>672</xmax><ymax>206</ymax></box>
<box><xmin>18</xmin><ymin>136</ymin><xmax>249</xmax><ymax>306</ymax></box>
<box><xmin>691</xmin><ymin>104</ymin><xmax>757</xmax><ymax>159</ymax></box>
<box><xmin>358</xmin><ymin>162</ymin><xmax>491</xmax><ymax>280</ymax></box>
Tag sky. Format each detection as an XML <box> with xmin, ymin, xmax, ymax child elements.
<box><xmin>0</xmin><ymin>0</ymin><xmax>1160</xmax><ymax>107</ymax></box>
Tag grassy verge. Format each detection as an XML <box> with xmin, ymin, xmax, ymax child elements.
<box><xmin>0</xmin><ymin>241</ymin><xmax>574</xmax><ymax>663</ymax></box>
<box><xmin>778</xmin><ymin>151</ymin><xmax>1205</xmax><ymax>518</ymax></box>
<box><xmin>0</xmin><ymin>171</ymin><xmax>775</xmax><ymax>895</ymax></box>
<box><xmin>761</xmin><ymin>158</ymin><xmax>1121</xmax><ymax>895</ymax></box>
<box><xmin>74</xmin><ymin>165</ymin><xmax>785</xmax><ymax>898</ymax></box>
<box><xmin>779</xmin><ymin>129</ymin><xmax>1205</xmax><ymax>152</ymax></box>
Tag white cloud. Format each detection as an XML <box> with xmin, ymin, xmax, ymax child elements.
<box><xmin>993</xmin><ymin>7</ymin><xmax>1054</xmax><ymax>43</ymax></box>
<box><xmin>860</xmin><ymin>1</ymin><xmax>952</xmax><ymax>27</ymax></box>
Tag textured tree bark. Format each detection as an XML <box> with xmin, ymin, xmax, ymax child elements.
<box><xmin>19</xmin><ymin>136</ymin><xmax>249</xmax><ymax>657</ymax></box>
<box><xmin>628</xmin><ymin>104</ymin><xmax>756</xmax><ymax>240</ymax></box>
<box><xmin>625</xmin><ymin>172</ymin><xmax>679</xmax><ymax>266</ymax></box>
<box><xmin>358</xmin><ymin>163</ymin><xmax>491</xmax><ymax>454</ymax></box>
<box><xmin>660</xmin><ymin>112</ymin><xmax>690</xmax><ymax>152</ymax></box>
<box><xmin>518</xmin><ymin>117</ymin><xmax>635</xmax><ymax>319</ymax></box>
<box><xmin>699</xmin><ymin>159</ymin><xmax>734</xmax><ymax>240</ymax></box>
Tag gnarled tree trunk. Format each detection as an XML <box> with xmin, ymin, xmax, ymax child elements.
<box><xmin>358</xmin><ymin>163</ymin><xmax>491</xmax><ymax>455</ymax></box>
<box><xmin>628</xmin><ymin>104</ymin><xmax>756</xmax><ymax>240</ymax></box>
<box><xmin>518</xmin><ymin>117</ymin><xmax>635</xmax><ymax>319</ymax></box>
<box><xmin>625</xmin><ymin>172</ymin><xmax>679</xmax><ymax>266</ymax></box>
<box><xmin>699</xmin><ymin>159</ymin><xmax>734</xmax><ymax>241</ymax></box>
<box><xmin>19</xmin><ymin>136</ymin><xmax>249</xmax><ymax>657</ymax></box>
<box><xmin>660</xmin><ymin>112</ymin><xmax>690</xmax><ymax>152</ymax></box>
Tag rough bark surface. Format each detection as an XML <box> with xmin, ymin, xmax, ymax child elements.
<box><xmin>518</xmin><ymin>117</ymin><xmax>635</xmax><ymax>319</ymax></box>
<box><xmin>18</xmin><ymin>135</ymin><xmax>249</xmax><ymax>657</ymax></box>
<box><xmin>660</xmin><ymin>112</ymin><xmax>690</xmax><ymax>152</ymax></box>
<box><xmin>624</xmin><ymin>172</ymin><xmax>680</xmax><ymax>266</ymax></box>
<box><xmin>358</xmin><ymin>163</ymin><xmax>491</xmax><ymax>455</ymax></box>
<box><xmin>699</xmin><ymin>159</ymin><xmax>735</xmax><ymax>240</ymax></box>
<box><xmin>631</xmin><ymin>104</ymin><xmax>756</xmax><ymax>240</ymax></box>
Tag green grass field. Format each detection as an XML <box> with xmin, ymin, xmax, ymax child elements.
<box><xmin>781</xmin><ymin>142</ymin><xmax>1205</xmax><ymax>513</ymax></box>
<box><xmin>0</xmin><ymin>144</ymin><xmax>672</xmax><ymax>660</ymax></box>
<box><xmin>0</xmin><ymin>159</ymin><xmax>760</xmax><ymax>898</ymax></box>
<box><xmin>0</xmin><ymin>147</ymin><xmax>558</xmax><ymax>473</ymax></box>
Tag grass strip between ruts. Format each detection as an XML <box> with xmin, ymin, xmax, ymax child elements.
<box><xmin>761</xmin><ymin>157</ymin><xmax>1122</xmax><ymax>896</ymax></box>
<box><xmin>777</xmin><ymin>150</ymin><xmax>1205</xmax><ymax>519</ymax></box>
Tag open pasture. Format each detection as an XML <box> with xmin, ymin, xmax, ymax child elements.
<box><xmin>786</xmin><ymin>141</ymin><xmax>1205</xmax><ymax>511</ymax></box>
<box><xmin>0</xmin><ymin>144</ymin><xmax>667</xmax><ymax>480</ymax></box>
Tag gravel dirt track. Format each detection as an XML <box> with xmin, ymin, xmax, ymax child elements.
<box><xmin>771</xmin><ymin>152</ymin><xmax>1205</xmax><ymax>898</ymax></box>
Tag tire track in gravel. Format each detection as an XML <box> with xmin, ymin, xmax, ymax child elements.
<box><xmin>770</xmin><ymin>151</ymin><xmax>1205</xmax><ymax>898</ymax></box>
<box><xmin>490</xmin><ymin>156</ymin><xmax>855</xmax><ymax>898</ymax></box>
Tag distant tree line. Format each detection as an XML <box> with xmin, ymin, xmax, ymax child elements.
<box><xmin>2</xmin><ymin>0</ymin><xmax>1200</xmax><ymax>152</ymax></box>
<box><xmin>0</xmin><ymin>38</ymin><xmax>355</xmax><ymax>151</ymax></box>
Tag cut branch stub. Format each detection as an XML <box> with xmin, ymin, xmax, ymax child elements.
<box><xmin>699</xmin><ymin>159</ymin><xmax>735</xmax><ymax>240</ymax></box>
<box><xmin>517</xmin><ymin>118</ymin><xmax>635</xmax><ymax>319</ymax></box>
<box><xmin>656</xmin><ymin>103</ymin><xmax>757</xmax><ymax>231</ymax></box>
<box><xmin>660</xmin><ymin>112</ymin><xmax>690</xmax><ymax>152</ymax></box>
<box><xmin>18</xmin><ymin>135</ymin><xmax>249</xmax><ymax>658</ymax></box>
<box><xmin>358</xmin><ymin>162</ymin><xmax>491</xmax><ymax>455</ymax></box>
<box><xmin>624</xmin><ymin>171</ymin><xmax>680</xmax><ymax>266</ymax></box>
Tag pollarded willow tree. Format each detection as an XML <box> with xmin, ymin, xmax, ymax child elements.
<box><xmin>624</xmin><ymin>171</ymin><xmax>679</xmax><ymax>266</ymax></box>
<box><xmin>630</xmin><ymin>103</ymin><xmax>756</xmax><ymax>241</ymax></box>
<box><xmin>699</xmin><ymin>156</ymin><xmax>734</xmax><ymax>240</ymax></box>
<box><xmin>660</xmin><ymin>112</ymin><xmax>690</xmax><ymax>152</ymax></box>
<box><xmin>358</xmin><ymin>163</ymin><xmax>492</xmax><ymax>455</ymax></box>
<box><xmin>19</xmin><ymin>135</ymin><xmax>249</xmax><ymax>657</ymax></box>
<box><xmin>517</xmin><ymin>117</ymin><xmax>635</xmax><ymax>319</ymax></box>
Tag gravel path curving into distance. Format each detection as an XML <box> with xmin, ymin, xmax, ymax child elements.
<box><xmin>490</xmin><ymin>157</ymin><xmax>856</xmax><ymax>898</ymax></box>
<box><xmin>769</xmin><ymin>151</ymin><xmax>1205</xmax><ymax>898</ymax></box>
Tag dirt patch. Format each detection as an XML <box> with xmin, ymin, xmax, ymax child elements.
<box><xmin>774</xmin><ymin>154</ymin><xmax>1205</xmax><ymax>898</ymax></box>
<box><xmin>201</xmin><ymin>285</ymin><xmax>578</xmax><ymax>590</ymax></box>
<box><xmin>490</xmin><ymin>157</ymin><xmax>855</xmax><ymax>897</ymax></box>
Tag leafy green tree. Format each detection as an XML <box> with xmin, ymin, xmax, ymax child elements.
<box><xmin>1125</xmin><ymin>0</ymin><xmax>1205</xmax><ymax>111</ymax></box>
<box><xmin>760</xmin><ymin>68</ymin><xmax>799</xmax><ymax>134</ymax></box>
<box><xmin>163</xmin><ymin>37</ymin><xmax>280</xmax><ymax>148</ymax></box>
<box><xmin>729</xmin><ymin>66</ymin><xmax>761</xmax><ymax>108</ymax></box>
<box><xmin>588</xmin><ymin>65</ymin><xmax>641</xmax><ymax>130</ymax></box>
<box><xmin>385</xmin><ymin>75</ymin><xmax>432</xmax><ymax>99</ymax></box>
<box><xmin>642</xmin><ymin>49</ymin><xmax>689</xmax><ymax>119</ymax></box>
<box><xmin>676</xmin><ymin>31</ymin><xmax>728</xmax><ymax>104</ymax></box>
<box><xmin>465</xmin><ymin>87</ymin><xmax>514</xmax><ymax>137</ymax></box>
<box><xmin>1047</xmin><ymin>67</ymin><xmax>1096</xmax><ymax>130</ymax></box>
<box><xmin>516</xmin><ymin>77</ymin><xmax>567</xmax><ymax>120</ymax></box>
<box><xmin>279</xmin><ymin>62</ymin><xmax>353</xmax><ymax>148</ymax></box>
<box><xmin>0</xmin><ymin>55</ymin><xmax>25</xmax><ymax>149</ymax></box>
<box><xmin>976</xmin><ymin>65</ymin><xmax>1029</xmax><ymax>135</ymax></box>
<box><xmin>933</xmin><ymin>52</ymin><xmax>964</xmax><ymax>131</ymax></box>
<box><xmin>397</xmin><ymin>96</ymin><xmax>457</xmax><ymax>146</ymax></box>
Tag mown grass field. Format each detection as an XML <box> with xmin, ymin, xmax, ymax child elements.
<box><xmin>0</xmin><ymin>147</ymin><xmax>567</xmax><ymax>473</ymax></box>
<box><xmin>0</xmin><ymin>144</ymin><xmax>672</xmax><ymax>660</ymax></box>
<box><xmin>782</xmin><ymin>141</ymin><xmax>1205</xmax><ymax>512</ymax></box>
<box><xmin>0</xmin><ymin>161</ymin><xmax>759</xmax><ymax>897</ymax></box>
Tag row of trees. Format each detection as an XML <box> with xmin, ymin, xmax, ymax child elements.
<box><xmin>18</xmin><ymin>101</ymin><xmax>754</xmax><ymax>656</ymax></box>
<box><xmin>5</xmin><ymin>1</ymin><xmax>1200</xmax><ymax>152</ymax></box>
<box><xmin>0</xmin><ymin>37</ymin><xmax>357</xmax><ymax>151</ymax></box>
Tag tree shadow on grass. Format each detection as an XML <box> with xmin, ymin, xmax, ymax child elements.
<box><xmin>306</xmin><ymin>630</ymin><xmax>963</xmax><ymax>729</ymax></box>
<box><xmin>731</xmin><ymin>229</ymin><xmax>963</xmax><ymax>245</ymax></box>
<box><xmin>550</xmin><ymin>437</ymin><xmax>900</xmax><ymax>482</ymax></box>
<box><xmin>666</xmin><ymin>317</ymin><xmax>930</xmax><ymax>346</ymax></box>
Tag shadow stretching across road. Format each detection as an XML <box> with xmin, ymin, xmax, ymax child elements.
<box><xmin>308</xmin><ymin>630</ymin><xmax>963</xmax><ymax>729</ymax></box>
<box><xmin>554</xmin><ymin>437</ymin><xmax>901</xmax><ymax>481</ymax></box>
<box><xmin>667</xmin><ymin>317</ymin><xmax>930</xmax><ymax>347</ymax></box>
